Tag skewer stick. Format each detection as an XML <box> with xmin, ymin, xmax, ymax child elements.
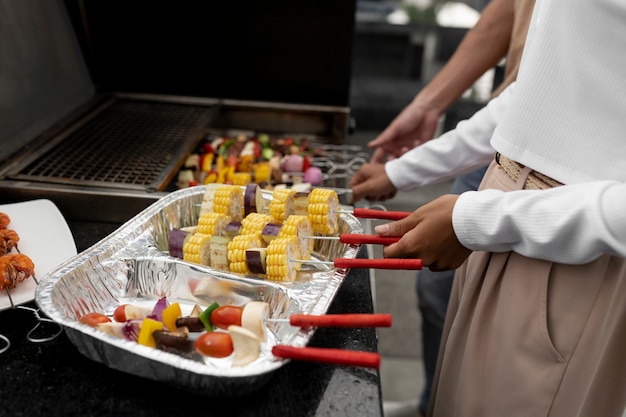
<box><xmin>5</xmin><ymin>289</ymin><xmax>14</xmax><ymax>308</ymax></box>
<box><xmin>272</xmin><ymin>345</ymin><xmax>381</xmax><ymax>369</ymax></box>
<box><xmin>265</xmin><ymin>313</ymin><xmax>392</xmax><ymax>328</ymax></box>
<box><xmin>292</xmin><ymin>257</ymin><xmax>422</xmax><ymax>270</ymax></box>
<box><xmin>303</xmin><ymin>234</ymin><xmax>400</xmax><ymax>245</ymax></box>
<box><xmin>339</xmin><ymin>208</ymin><xmax>412</xmax><ymax>221</ymax></box>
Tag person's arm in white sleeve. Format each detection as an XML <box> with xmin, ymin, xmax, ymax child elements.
<box><xmin>453</xmin><ymin>181</ymin><xmax>626</xmax><ymax>263</ymax></box>
<box><xmin>385</xmin><ymin>82</ymin><xmax>515</xmax><ymax>191</ymax></box>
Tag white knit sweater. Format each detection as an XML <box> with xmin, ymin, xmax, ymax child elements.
<box><xmin>385</xmin><ymin>0</ymin><xmax>626</xmax><ymax>264</ymax></box>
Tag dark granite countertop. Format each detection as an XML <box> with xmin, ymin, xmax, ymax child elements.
<box><xmin>0</xmin><ymin>220</ymin><xmax>383</xmax><ymax>417</ymax></box>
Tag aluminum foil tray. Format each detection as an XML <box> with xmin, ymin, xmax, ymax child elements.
<box><xmin>35</xmin><ymin>186</ymin><xmax>363</xmax><ymax>396</ymax></box>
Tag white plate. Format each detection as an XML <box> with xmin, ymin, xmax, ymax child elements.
<box><xmin>0</xmin><ymin>199</ymin><xmax>77</xmax><ymax>311</ymax></box>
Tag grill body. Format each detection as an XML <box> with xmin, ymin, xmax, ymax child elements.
<box><xmin>0</xmin><ymin>0</ymin><xmax>355</xmax><ymax>223</ymax></box>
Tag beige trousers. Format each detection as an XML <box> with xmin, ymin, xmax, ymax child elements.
<box><xmin>428</xmin><ymin>160</ymin><xmax>626</xmax><ymax>417</ymax></box>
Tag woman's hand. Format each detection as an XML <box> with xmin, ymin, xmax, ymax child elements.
<box><xmin>375</xmin><ymin>194</ymin><xmax>472</xmax><ymax>271</ymax></box>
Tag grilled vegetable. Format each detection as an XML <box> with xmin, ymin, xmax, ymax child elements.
<box><xmin>278</xmin><ymin>215</ymin><xmax>314</xmax><ymax>267</ymax></box>
<box><xmin>228</xmin><ymin>233</ymin><xmax>265</xmax><ymax>274</ymax></box>
<box><xmin>199</xmin><ymin>183</ymin><xmax>223</xmax><ymax>215</ymax></box>
<box><xmin>210</xmin><ymin>305</ymin><xmax>243</xmax><ymax>330</ymax></box>
<box><xmin>261</xmin><ymin>223</ymin><xmax>282</xmax><ymax>244</ymax></box>
<box><xmin>223</xmin><ymin>221</ymin><xmax>242</xmax><ymax>238</ymax></box>
<box><xmin>168</xmin><ymin>228</ymin><xmax>192</xmax><ymax>259</ymax></box>
<box><xmin>161</xmin><ymin>302</ymin><xmax>182</xmax><ymax>331</ymax></box>
<box><xmin>183</xmin><ymin>232</ymin><xmax>212</xmax><ymax>265</ymax></box>
<box><xmin>175</xmin><ymin>316</ymin><xmax>205</xmax><ymax>332</ymax></box>
<box><xmin>229</xmin><ymin>325</ymin><xmax>261</xmax><ymax>367</ymax></box>
<box><xmin>194</xmin><ymin>331</ymin><xmax>234</xmax><ymax>358</ymax></box>
<box><xmin>268</xmin><ymin>188</ymin><xmax>297</xmax><ymax>223</ymax></box>
<box><xmin>153</xmin><ymin>329</ymin><xmax>198</xmax><ymax>359</ymax></box>
<box><xmin>266</xmin><ymin>236</ymin><xmax>298</xmax><ymax>282</ymax></box>
<box><xmin>308</xmin><ymin>188</ymin><xmax>339</xmax><ymax>234</ymax></box>
<box><xmin>209</xmin><ymin>235</ymin><xmax>231</xmax><ymax>270</ymax></box>
<box><xmin>137</xmin><ymin>318</ymin><xmax>164</xmax><ymax>348</ymax></box>
<box><xmin>241</xmin><ymin>301</ymin><xmax>268</xmax><ymax>342</ymax></box>
<box><xmin>293</xmin><ymin>192</ymin><xmax>310</xmax><ymax>216</ymax></box>
<box><xmin>79</xmin><ymin>312</ymin><xmax>111</xmax><ymax>327</ymax></box>
<box><xmin>198</xmin><ymin>301</ymin><xmax>220</xmax><ymax>331</ymax></box>
<box><xmin>196</xmin><ymin>211</ymin><xmax>231</xmax><ymax>236</ymax></box>
<box><xmin>240</xmin><ymin>213</ymin><xmax>273</xmax><ymax>236</ymax></box>
<box><xmin>245</xmin><ymin>248</ymin><xmax>267</xmax><ymax>274</ymax></box>
<box><xmin>213</xmin><ymin>185</ymin><xmax>244</xmax><ymax>221</ymax></box>
<box><xmin>244</xmin><ymin>183</ymin><xmax>264</xmax><ymax>216</ymax></box>
<box><xmin>113</xmin><ymin>304</ymin><xmax>152</xmax><ymax>322</ymax></box>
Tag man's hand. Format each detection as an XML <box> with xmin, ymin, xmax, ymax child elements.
<box><xmin>368</xmin><ymin>100</ymin><xmax>442</xmax><ymax>163</ymax></box>
<box><xmin>349</xmin><ymin>163</ymin><xmax>398</xmax><ymax>203</ymax></box>
<box><xmin>375</xmin><ymin>194</ymin><xmax>472</xmax><ymax>271</ymax></box>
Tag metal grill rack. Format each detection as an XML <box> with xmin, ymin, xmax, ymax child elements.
<box><xmin>312</xmin><ymin>144</ymin><xmax>371</xmax><ymax>203</ymax></box>
<box><xmin>7</xmin><ymin>99</ymin><xmax>214</xmax><ymax>191</ymax></box>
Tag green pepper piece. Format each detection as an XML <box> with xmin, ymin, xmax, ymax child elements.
<box><xmin>198</xmin><ymin>301</ymin><xmax>220</xmax><ymax>331</ymax></box>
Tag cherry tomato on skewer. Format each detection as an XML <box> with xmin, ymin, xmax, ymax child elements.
<box><xmin>194</xmin><ymin>332</ymin><xmax>234</xmax><ymax>358</ymax></box>
<box><xmin>79</xmin><ymin>312</ymin><xmax>111</xmax><ymax>327</ymax></box>
<box><xmin>210</xmin><ymin>305</ymin><xmax>243</xmax><ymax>330</ymax></box>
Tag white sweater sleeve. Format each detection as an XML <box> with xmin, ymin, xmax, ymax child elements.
<box><xmin>385</xmin><ymin>83</ymin><xmax>515</xmax><ymax>191</ymax></box>
<box><xmin>452</xmin><ymin>181</ymin><xmax>626</xmax><ymax>264</ymax></box>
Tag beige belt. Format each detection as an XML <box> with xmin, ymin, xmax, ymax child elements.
<box><xmin>495</xmin><ymin>152</ymin><xmax>562</xmax><ymax>190</ymax></box>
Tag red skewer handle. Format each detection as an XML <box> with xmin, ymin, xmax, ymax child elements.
<box><xmin>353</xmin><ymin>208</ymin><xmax>412</xmax><ymax>221</ymax></box>
<box><xmin>334</xmin><ymin>258</ymin><xmax>423</xmax><ymax>270</ymax></box>
<box><xmin>339</xmin><ymin>234</ymin><xmax>401</xmax><ymax>245</ymax></box>
<box><xmin>289</xmin><ymin>313</ymin><xmax>392</xmax><ymax>328</ymax></box>
<box><xmin>272</xmin><ymin>345</ymin><xmax>381</xmax><ymax>369</ymax></box>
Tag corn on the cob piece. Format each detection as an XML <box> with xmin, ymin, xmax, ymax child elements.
<box><xmin>213</xmin><ymin>185</ymin><xmax>244</xmax><ymax>221</ymax></box>
<box><xmin>228</xmin><ymin>233</ymin><xmax>265</xmax><ymax>274</ymax></box>
<box><xmin>197</xmin><ymin>212</ymin><xmax>231</xmax><ymax>236</ymax></box>
<box><xmin>308</xmin><ymin>188</ymin><xmax>340</xmax><ymax>234</ymax></box>
<box><xmin>183</xmin><ymin>232</ymin><xmax>212</xmax><ymax>265</ymax></box>
<box><xmin>240</xmin><ymin>213</ymin><xmax>273</xmax><ymax>236</ymax></box>
<box><xmin>268</xmin><ymin>188</ymin><xmax>297</xmax><ymax>223</ymax></box>
<box><xmin>232</xmin><ymin>172</ymin><xmax>252</xmax><ymax>186</ymax></box>
<box><xmin>266</xmin><ymin>236</ymin><xmax>298</xmax><ymax>282</ymax></box>
<box><xmin>278</xmin><ymin>215</ymin><xmax>314</xmax><ymax>269</ymax></box>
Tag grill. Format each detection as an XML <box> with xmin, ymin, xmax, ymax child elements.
<box><xmin>10</xmin><ymin>98</ymin><xmax>214</xmax><ymax>191</ymax></box>
<box><xmin>0</xmin><ymin>0</ymin><xmax>355</xmax><ymax>223</ymax></box>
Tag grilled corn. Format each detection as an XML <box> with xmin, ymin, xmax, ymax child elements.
<box><xmin>308</xmin><ymin>188</ymin><xmax>339</xmax><ymax>234</ymax></box>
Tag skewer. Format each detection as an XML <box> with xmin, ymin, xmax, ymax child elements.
<box><xmin>341</xmin><ymin>207</ymin><xmax>411</xmax><ymax>221</ymax></box>
<box><xmin>303</xmin><ymin>234</ymin><xmax>400</xmax><ymax>245</ymax></box>
<box><xmin>265</xmin><ymin>313</ymin><xmax>392</xmax><ymax>328</ymax></box>
<box><xmin>5</xmin><ymin>289</ymin><xmax>14</xmax><ymax>308</ymax></box>
<box><xmin>272</xmin><ymin>345</ymin><xmax>381</xmax><ymax>369</ymax></box>
<box><xmin>293</xmin><ymin>257</ymin><xmax>423</xmax><ymax>270</ymax></box>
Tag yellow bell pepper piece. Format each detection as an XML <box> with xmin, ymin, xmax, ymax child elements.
<box><xmin>161</xmin><ymin>302</ymin><xmax>182</xmax><ymax>332</ymax></box>
<box><xmin>137</xmin><ymin>318</ymin><xmax>164</xmax><ymax>348</ymax></box>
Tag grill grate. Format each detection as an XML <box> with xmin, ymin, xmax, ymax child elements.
<box><xmin>12</xmin><ymin>99</ymin><xmax>213</xmax><ymax>191</ymax></box>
